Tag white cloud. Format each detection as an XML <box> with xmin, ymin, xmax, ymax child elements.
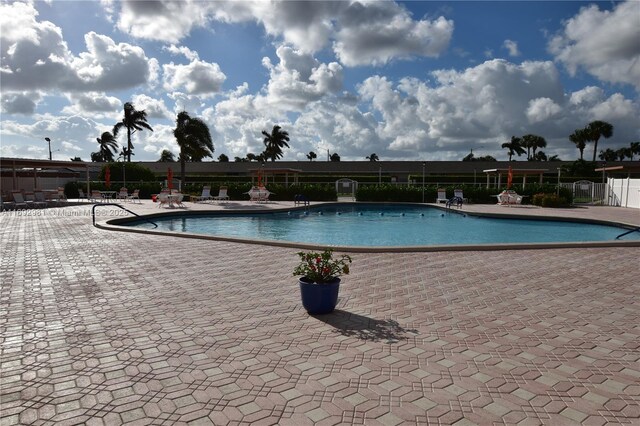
<box><xmin>548</xmin><ymin>1</ymin><xmax>640</xmax><ymax>90</ymax></box>
<box><xmin>116</xmin><ymin>0</ymin><xmax>213</xmax><ymax>44</ymax></box>
<box><xmin>62</xmin><ymin>92</ymin><xmax>121</xmax><ymax>116</ymax></box>
<box><xmin>1</xmin><ymin>92</ymin><xmax>41</xmax><ymax>114</ymax></box>
<box><xmin>132</xmin><ymin>94</ymin><xmax>173</xmax><ymax>120</ymax></box>
<box><xmin>110</xmin><ymin>0</ymin><xmax>453</xmax><ymax>67</ymax></box>
<box><xmin>163</xmin><ymin>44</ymin><xmax>200</xmax><ymax>61</ymax></box>
<box><xmin>334</xmin><ymin>3</ymin><xmax>453</xmax><ymax>66</ymax></box>
<box><xmin>0</xmin><ymin>2</ymin><xmax>154</xmax><ymax>94</ymax></box>
<box><xmin>526</xmin><ymin>98</ymin><xmax>562</xmax><ymax>123</ymax></box>
<box><xmin>162</xmin><ymin>59</ymin><xmax>227</xmax><ymax>95</ymax></box>
<box><xmin>503</xmin><ymin>39</ymin><xmax>521</xmax><ymax>57</ymax></box>
<box><xmin>260</xmin><ymin>46</ymin><xmax>343</xmax><ymax>111</ymax></box>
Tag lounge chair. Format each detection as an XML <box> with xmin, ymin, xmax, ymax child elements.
<box><xmin>33</xmin><ymin>191</ymin><xmax>50</xmax><ymax>208</ymax></box>
<box><xmin>454</xmin><ymin>189</ymin><xmax>468</xmax><ymax>204</ymax></box>
<box><xmin>12</xmin><ymin>191</ymin><xmax>33</xmax><ymax>208</ymax></box>
<box><xmin>127</xmin><ymin>189</ymin><xmax>141</xmax><ymax>203</ymax></box>
<box><xmin>436</xmin><ymin>188</ymin><xmax>448</xmax><ymax>204</ymax></box>
<box><xmin>90</xmin><ymin>190</ymin><xmax>102</xmax><ymax>202</ymax></box>
<box><xmin>116</xmin><ymin>187</ymin><xmax>128</xmax><ymax>201</ymax></box>
<box><xmin>193</xmin><ymin>186</ymin><xmax>213</xmax><ymax>203</ymax></box>
<box><xmin>213</xmin><ymin>186</ymin><xmax>229</xmax><ymax>203</ymax></box>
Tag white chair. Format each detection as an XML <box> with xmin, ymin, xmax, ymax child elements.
<box><xmin>172</xmin><ymin>192</ymin><xmax>185</xmax><ymax>207</ymax></box>
<box><xmin>436</xmin><ymin>188</ymin><xmax>448</xmax><ymax>204</ymax></box>
<box><xmin>453</xmin><ymin>189</ymin><xmax>468</xmax><ymax>204</ymax></box>
<box><xmin>78</xmin><ymin>189</ymin><xmax>87</xmax><ymax>200</ymax></box>
<box><xmin>127</xmin><ymin>189</ymin><xmax>141</xmax><ymax>203</ymax></box>
<box><xmin>90</xmin><ymin>190</ymin><xmax>103</xmax><ymax>202</ymax></box>
<box><xmin>116</xmin><ymin>187</ymin><xmax>128</xmax><ymax>201</ymax></box>
<box><xmin>157</xmin><ymin>191</ymin><xmax>171</xmax><ymax>208</ymax></box>
<box><xmin>193</xmin><ymin>186</ymin><xmax>213</xmax><ymax>203</ymax></box>
<box><xmin>213</xmin><ymin>186</ymin><xmax>230</xmax><ymax>203</ymax></box>
<box><xmin>56</xmin><ymin>187</ymin><xmax>67</xmax><ymax>202</ymax></box>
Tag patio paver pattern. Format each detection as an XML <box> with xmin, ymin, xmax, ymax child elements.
<box><xmin>1</xmin><ymin>203</ymin><xmax>639</xmax><ymax>425</ymax></box>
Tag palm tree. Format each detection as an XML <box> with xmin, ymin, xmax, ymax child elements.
<box><xmin>96</xmin><ymin>131</ymin><xmax>118</xmax><ymax>162</ymax></box>
<box><xmin>113</xmin><ymin>102</ymin><xmax>153</xmax><ymax>162</ymax></box>
<box><xmin>569</xmin><ymin>129</ymin><xmax>589</xmax><ymax>160</ymax></box>
<box><xmin>501</xmin><ymin>136</ymin><xmax>525</xmax><ymax>161</ymax></box>
<box><xmin>158</xmin><ymin>149</ymin><xmax>175</xmax><ymax>162</ymax></box>
<box><xmin>307</xmin><ymin>151</ymin><xmax>317</xmax><ymax>161</ymax></box>
<box><xmin>261</xmin><ymin>125</ymin><xmax>290</xmax><ymax>161</ymax></box>
<box><xmin>598</xmin><ymin>149</ymin><xmax>618</xmax><ymax>162</ymax></box>
<box><xmin>173</xmin><ymin>111</ymin><xmax>214</xmax><ymax>184</ymax></box>
<box><xmin>628</xmin><ymin>142</ymin><xmax>640</xmax><ymax>161</ymax></box>
<box><xmin>330</xmin><ymin>152</ymin><xmax>340</xmax><ymax>162</ymax></box>
<box><xmin>366</xmin><ymin>153</ymin><xmax>379</xmax><ymax>162</ymax></box>
<box><xmin>586</xmin><ymin>120</ymin><xmax>613</xmax><ymax>162</ymax></box>
<box><xmin>522</xmin><ymin>134</ymin><xmax>547</xmax><ymax>160</ymax></box>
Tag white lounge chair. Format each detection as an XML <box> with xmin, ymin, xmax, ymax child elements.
<box><xmin>454</xmin><ymin>189</ymin><xmax>468</xmax><ymax>204</ymax></box>
<box><xmin>213</xmin><ymin>186</ymin><xmax>230</xmax><ymax>203</ymax></box>
<box><xmin>90</xmin><ymin>190</ymin><xmax>102</xmax><ymax>202</ymax></box>
<box><xmin>436</xmin><ymin>188</ymin><xmax>448</xmax><ymax>204</ymax></box>
<box><xmin>127</xmin><ymin>189</ymin><xmax>141</xmax><ymax>203</ymax></box>
<box><xmin>193</xmin><ymin>186</ymin><xmax>213</xmax><ymax>203</ymax></box>
<box><xmin>116</xmin><ymin>187</ymin><xmax>128</xmax><ymax>201</ymax></box>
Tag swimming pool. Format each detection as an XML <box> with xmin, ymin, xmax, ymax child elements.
<box><xmin>118</xmin><ymin>203</ymin><xmax>640</xmax><ymax>250</ymax></box>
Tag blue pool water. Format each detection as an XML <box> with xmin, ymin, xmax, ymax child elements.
<box><xmin>123</xmin><ymin>204</ymin><xmax>639</xmax><ymax>247</ymax></box>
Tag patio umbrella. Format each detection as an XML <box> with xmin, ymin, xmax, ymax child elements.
<box><xmin>105</xmin><ymin>166</ymin><xmax>111</xmax><ymax>188</ymax></box>
<box><xmin>507</xmin><ymin>166</ymin><xmax>513</xmax><ymax>189</ymax></box>
<box><xmin>167</xmin><ymin>167</ymin><xmax>173</xmax><ymax>190</ymax></box>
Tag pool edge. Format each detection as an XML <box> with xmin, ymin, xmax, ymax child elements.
<box><xmin>99</xmin><ymin>202</ymin><xmax>640</xmax><ymax>253</ymax></box>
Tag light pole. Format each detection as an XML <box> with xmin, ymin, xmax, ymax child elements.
<box><xmin>422</xmin><ymin>162</ymin><xmax>426</xmax><ymax>203</ymax></box>
<box><xmin>556</xmin><ymin>168</ymin><xmax>561</xmax><ymax>196</ymax></box>
<box><xmin>45</xmin><ymin>137</ymin><xmax>52</xmax><ymax>160</ymax></box>
<box><xmin>378</xmin><ymin>165</ymin><xmax>382</xmax><ymax>185</ymax></box>
<box><xmin>601</xmin><ymin>162</ymin><xmax>606</xmax><ymax>184</ymax></box>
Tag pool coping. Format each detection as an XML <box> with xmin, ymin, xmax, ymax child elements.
<box><xmin>98</xmin><ymin>202</ymin><xmax>640</xmax><ymax>253</ymax></box>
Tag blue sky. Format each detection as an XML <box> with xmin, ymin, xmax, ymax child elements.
<box><xmin>1</xmin><ymin>0</ymin><xmax>639</xmax><ymax>163</ymax></box>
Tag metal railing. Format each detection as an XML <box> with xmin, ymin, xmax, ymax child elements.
<box><xmin>91</xmin><ymin>202</ymin><xmax>157</xmax><ymax>228</ymax></box>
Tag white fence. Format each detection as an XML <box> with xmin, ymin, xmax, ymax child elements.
<box><xmin>607</xmin><ymin>177</ymin><xmax>640</xmax><ymax>209</ymax></box>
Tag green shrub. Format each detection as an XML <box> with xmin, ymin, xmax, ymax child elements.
<box><xmin>531</xmin><ymin>193</ymin><xmax>570</xmax><ymax>208</ymax></box>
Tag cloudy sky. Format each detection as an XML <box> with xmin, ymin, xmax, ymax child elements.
<box><xmin>1</xmin><ymin>0</ymin><xmax>639</xmax><ymax>163</ymax></box>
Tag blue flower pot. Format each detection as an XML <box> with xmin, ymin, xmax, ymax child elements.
<box><xmin>299</xmin><ymin>277</ymin><xmax>340</xmax><ymax>314</ymax></box>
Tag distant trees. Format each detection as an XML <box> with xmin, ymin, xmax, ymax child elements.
<box><xmin>173</xmin><ymin>111</ymin><xmax>214</xmax><ymax>184</ymax></box>
<box><xmin>307</xmin><ymin>151</ymin><xmax>317</xmax><ymax>161</ymax></box>
<box><xmin>158</xmin><ymin>150</ymin><xmax>175</xmax><ymax>162</ymax></box>
<box><xmin>261</xmin><ymin>125</ymin><xmax>290</xmax><ymax>161</ymax></box>
<box><xmin>113</xmin><ymin>102</ymin><xmax>153</xmax><ymax>162</ymax></box>
<box><xmin>366</xmin><ymin>153</ymin><xmax>379</xmax><ymax>161</ymax></box>
<box><xmin>521</xmin><ymin>134</ymin><xmax>547</xmax><ymax>160</ymax></box>
<box><xmin>330</xmin><ymin>152</ymin><xmax>341</xmax><ymax>162</ymax></box>
<box><xmin>218</xmin><ymin>154</ymin><xmax>229</xmax><ymax>162</ymax></box>
<box><xmin>462</xmin><ymin>150</ymin><xmax>496</xmax><ymax>161</ymax></box>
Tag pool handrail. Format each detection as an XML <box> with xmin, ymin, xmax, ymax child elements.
<box><xmin>616</xmin><ymin>226</ymin><xmax>640</xmax><ymax>240</ymax></box>
<box><xmin>92</xmin><ymin>202</ymin><xmax>158</xmax><ymax>229</ymax></box>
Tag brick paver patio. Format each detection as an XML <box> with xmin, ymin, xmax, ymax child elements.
<box><xmin>1</xmin><ymin>202</ymin><xmax>639</xmax><ymax>425</ymax></box>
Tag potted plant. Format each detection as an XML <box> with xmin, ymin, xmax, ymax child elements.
<box><xmin>293</xmin><ymin>248</ymin><xmax>352</xmax><ymax>314</ymax></box>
